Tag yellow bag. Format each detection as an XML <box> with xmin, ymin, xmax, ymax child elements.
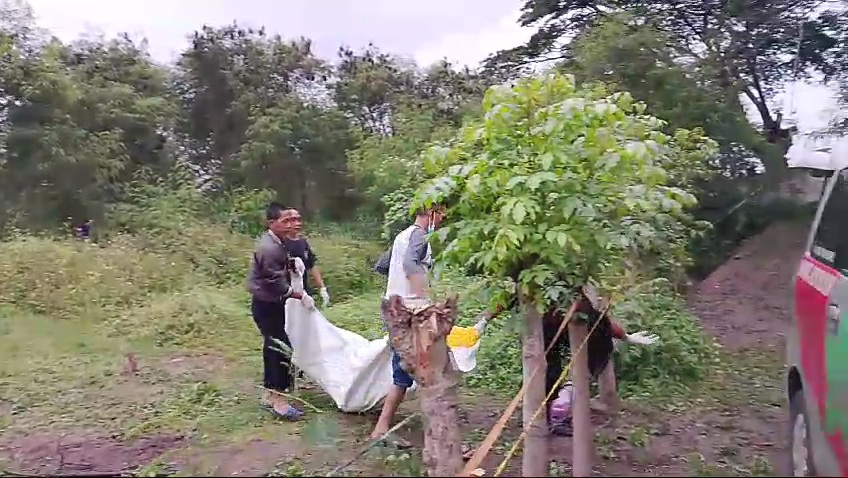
<box><xmin>447</xmin><ymin>325</ymin><xmax>481</xmax><ymax>348</ymax></box>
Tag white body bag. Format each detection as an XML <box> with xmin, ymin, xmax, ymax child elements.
<box><xmin>284</xmin><ymin>258</ymin><xmax>481</xmax><ymax>413</ymax></box>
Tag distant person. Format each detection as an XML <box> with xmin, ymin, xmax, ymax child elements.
<box><xmin>246</xmin><ymin>202</ymin><xmax>309</xmax><ymax>421</ymax></box>
<box><xmin>280</xmin><ymin>208</ymin><xmax>330</xmax><ymax>307</ymax></box>
<box><xmin>75</xmin><ymin>219</ymin><xmax>93</xmax><ymax>241</ymax></box>
<box><xmin>369</xmin><ymin>204</ymin><xmax>446</xmax><ymax>445</ymax></box>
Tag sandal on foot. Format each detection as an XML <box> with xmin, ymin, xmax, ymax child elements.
<box><xmin>373</xmin><ymin>433</ymin><xmax>411</xmax><ymax>450</ymax></box>
<box><xmin>550</xmin><ymin>420</ymin><xmax>573</xmax><ymax>437</ymax></box>
<box><xmin>268</xmin><ymin>404</ymin><xmax>304</xmax><ymax>421</ymax></box>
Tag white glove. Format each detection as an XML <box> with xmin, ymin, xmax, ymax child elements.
<box><xmin>625</xmin><ymin>331</ymin><xmax>659</xmax><ymax>346</ymax></box>
<box><xmin>300</xmin><ymin>294</ymin><xmax>316</xmax><ymax>311</ymax></box>
<box><xmin>319</xmin><ymin>287</ymin><xmax>330</xmax><ymax>306</ymax></box>
<box><xmin>472</xmin><ymin>317</ymin><xmax>489</xmax><ymax>334</ymax></box>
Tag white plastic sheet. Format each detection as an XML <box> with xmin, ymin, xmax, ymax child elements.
<box><xmin>286</xmin><ymin>300</ymin><xmax>394</xmax><ymax>413</ymax></box>
<box><xmin>284</xmin><ymin>258</ymin><xmax>482</xmax><ymax>413</ymax></box>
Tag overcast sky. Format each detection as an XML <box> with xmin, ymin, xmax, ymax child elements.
<box><xmin>26</xmin><ymin>0</ymin><xmax>534</xmax><ymax>68</ymax></box>
<box><xmin>23</xmin><ymin>0</ymin><xmax>842</xmax><ymax>135</ymax></box>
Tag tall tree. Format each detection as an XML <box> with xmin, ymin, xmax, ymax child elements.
<box><xmin>236</xmin><ymin>97</ymin><xmax>355</xmax><ymax>217</ymax></box>
<box><xmin>337</xmin><ymin>46</ymin><xmax>490</xmax><ymax>228</ymax></box>
<box><xmin>334</xmin><ymin>44</ymin><xmax>416</xmax><ymax>136</ymax></box>
<box><xmin>1</xmin><ymin>39</ymin><xmax>127</xmax><ymax>228</ymax></box>
<box><xmin>0</xmin><ymin>1</ymin><xmax>176</xmax><ymax>229</ymax></box>
<box><xmin>174</xmin><ymin>23</ymin><xmax>325</xmax><ymax>182</ymax></box>
<box><xmin>415</xmin><ymin>73</ymin><xmax>717</xmax><ymax>475</ymax></box>
<box><xmin>563</xmin><ymin>15</ymin><xmax>774</xmax><ymax>222</ymax></box>
<box><xmin>61</xmin><ymin>35</ymin><xmax>178</xmax><ymax>191</ymax></box>
<box><xmin>486</xmin><ymin>0</ymin><xmax>848</xmax><ymax>174</ymax></box>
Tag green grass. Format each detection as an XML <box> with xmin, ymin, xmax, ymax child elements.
<box><xmin>0</xmin><ymin>300</ymin><xmax>784</xmax><ymax>476</ymax></box>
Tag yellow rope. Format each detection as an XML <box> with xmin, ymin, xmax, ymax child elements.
<box><xmin>492</xmin><ymin>313</ymin><xmax>607</xmax><ymax>476</ymax></box>
<box><xmin>459</xmin><ymin>301</ymin><xmax>580</xmax><ymax>476</ymax></box>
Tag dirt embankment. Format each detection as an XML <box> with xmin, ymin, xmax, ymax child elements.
<box><xmin>689</xmin><ymin>220</ymin><xmax>807</xmax><ymax>349</ymax></box>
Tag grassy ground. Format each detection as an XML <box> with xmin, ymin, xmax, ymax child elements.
<box><xmin>0</xmin><ymin>299</ymin><xmax>784</xmax><ymax>477</ymax></box>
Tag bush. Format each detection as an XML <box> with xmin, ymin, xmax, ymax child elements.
<box><xmin>434</xmin><ymin>272</ymin><xmax>719</xmax><ymax>399</ymax></box>
<box><xmin>612</xmin><ymin>282</ymin><xmax>720</xmax><ymax>398</ymax></box>
<box><xmin>307</xmin><ymin>233</ymin><xmax>386</xmax><ymax>302</ymax></box>
<box><xmin>103</xmin><ymin>286</ymin><xmax>253</xmax><ymax>349</ymax></box>
<box><xmin>125</xmin><ymin>224</ymin><xmax>254</xmax><ymax>287</ymax></box>
<box><xmin>0</xmin><ymin>236</ymin><xmax>186</xmax><ymax>320</ymax></box>
<box><xmin>108</xmin><ymin>181</ymin><xmax>386</xmax><ymax>298</ymax></box>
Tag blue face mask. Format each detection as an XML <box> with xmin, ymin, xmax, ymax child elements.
<box><xmin>427</xmin><ymin>214</ymin><xmax>435</xmax><ymax>234</ymax></box>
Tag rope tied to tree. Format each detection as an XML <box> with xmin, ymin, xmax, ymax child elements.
<box><xmin>459</xmin><ymin>288</ymin><xmax>617</xmax><ymax>476</ymax></box>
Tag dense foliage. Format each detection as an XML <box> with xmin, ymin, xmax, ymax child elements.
<box><xmin>415</xmin><ymin>74</ymin><xmax>717</xmax><ymax>311</ymax></box>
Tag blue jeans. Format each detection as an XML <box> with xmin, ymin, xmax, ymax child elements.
<box><xmin>391</xmin><ymin>348</ymin><xmax>414</xmax><ymax>389</ymax></box>
<box><xmin>382</xmin><ymin>307</ymin><xmax>415</xmax><ymax>389</ymax></box>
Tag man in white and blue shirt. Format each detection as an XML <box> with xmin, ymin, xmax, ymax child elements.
<box><xmin>369</xmin><ymin>205</ymin><xmax>445</xmax><ymax>445</ymax></box>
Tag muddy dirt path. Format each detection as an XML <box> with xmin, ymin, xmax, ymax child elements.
<box><xmin>689</xmin><ymin>221</ymin><xmax>806</xmax><ymax>350</ymax></box>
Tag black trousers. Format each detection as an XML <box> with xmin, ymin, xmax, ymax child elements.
<box><xmin>543</xmin><ymin>315</ymin><xmax>615</xmax><ymax>407</ymax></box>
<box><xmin>251</xmin><ymin>297</ymin><xmax>292</xmax><ymax>393</ymax></box>
<box><xmin>544</xmin><ymin>318</ymin><xmax>568</xmax><ymax>407</ymax></box>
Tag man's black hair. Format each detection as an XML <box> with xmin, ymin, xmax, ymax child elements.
<box><xmin>415</xmin><ymin>204</ymin><xmax>445</xmax><ymax>216</ymax></box>
<box><xmin>266</xmin><ymin>202</ymin><xmax>290</xmax><ymax>221</ymax></box>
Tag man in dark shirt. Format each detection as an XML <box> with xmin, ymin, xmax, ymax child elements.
<box><xmin>482</xmin><ymin>290</ymin><xmax>628</xmax><ymax>433</ymax></box>
<box><xmin>246</xmin><ymin>202</ymin><xmax>307</xmax><ymax>420</ymax></box>
<box><xmin>280</xmin><ymin>208</ymin><xmax>330</xmax><ymax>306</ymax></box>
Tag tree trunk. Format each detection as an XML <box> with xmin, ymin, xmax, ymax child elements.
<box><xmin>521</xmin><ymin>297</ymin><xmax>548</xmax><ymax>477</ymax></box>
<box><xmin>381</xmin><ymin>296</ymin><xmax>463</xmax><ymax>477</ymax></box>
<box><xmin>569</xmin><ymin>319</ymin><xmax>592</xmax><ymax>477</ymax></box>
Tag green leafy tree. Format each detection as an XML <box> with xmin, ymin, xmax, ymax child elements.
<box><xmin>564</xmin><ymin>15</ymin><xmax>768</xmax><ymax>167</ymax></box>
<box><xmin>0</xmin><ymin>1</ymin><xmax>176</xmax><ymax>230</ymax></box>
<box><xmin>236</xmin><ymin>98</ymin><xmax>356</xmax><ymax>218</ymax></box>
<box><xmin>337</xmin><ymin>46</ymin><xmax>490</xmax><ymax>237</ymax></box>
<box><xmin>486</xmin><ymin>0</ymin><xmax>847</xmax><ymax>174</ymax></box>
<box><xmin>562</xmin><ymin>15</ymin><xmax>781</xmax><ymax>274</ymax></box>
<box><xmin>174</xmin><ymin>23</ymin><xmax>325</xmax><ymax>181</ymax></box>
<box><xmin>414</xmin><ymin>73</ymin><xmax>717</xmax><ymax>475</ymax></box>
<box><xmin>1</xmin><ymin>38</ymin><xmax>127</xmax><ymax>229</ymax></box>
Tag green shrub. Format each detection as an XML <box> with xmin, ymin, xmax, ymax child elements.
<box><xmin>0</xmin><ymin>236</ymin><xmax>186</xmax><ymax>320</ymax></box>
<box><xmin>214</xmin><ymin>188</ymin><xmax>276</xmax><ymax>238</ymax></box>
<box><xmin>440</xmin><ymin>273</ymin><xmax>718</xmax><ymax>399</ymax></box>
<box><xmin>307</xmin><ymin>233</ymin><xmax>385</xmax><ymax>302</ymax></box>
<box><xmin>0</xmin><ymin>226</ymin><xmax>384</xmax><ymax>335</ymax></box>
<box><xmin>109</xmin><ymin>180</ymin><xmax>386</xmax><ymax>298</ymax></box>
<box><xmin>612</xmin><ymin>282</ymin><xmax>720</xmax><ymax>398</ymax></box>
<box><xmin>103</xmin><ymin>286</ymin><xmax>254</xmax><ymax>349</ymax></box>
<box><xmin>126</xmin><ymin>224</ymin><xmax>253</xmax><ymax>287</ymax></box>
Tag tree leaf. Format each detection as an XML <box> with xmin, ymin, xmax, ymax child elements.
<box><xmin>512</xmin><ymin>201</ymin><xmax>527</xmax><ymax>224</ymax></box>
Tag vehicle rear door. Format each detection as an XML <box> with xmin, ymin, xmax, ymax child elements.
<box><xmin>798</xmin><ymin>168</ymin><xmax>848</xmax><ymax>474</ymax></box>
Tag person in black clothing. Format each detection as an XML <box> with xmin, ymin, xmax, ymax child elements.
<box><xmin>246</xmin><ymin>202</ymin><xmax>308</xmax><ymax>421</ymax></box>
<box><xmin>482</xmin><ymin>290</ymin><xmax>626</xmax><ymax>432</ymax></box>
<box><xmin>75</xmin><ymin>219</ymin><xmax>93</xmax><ymax>241</ymax></box>
<box><xmin>276</xmin><ymin>207</ymin><xmax>328</xmax><ymax>384</ymax></box>
<box><xmin>280</xmin><ymin>208</ymin><xmax>330</xmax><ymax>306</ymax></box>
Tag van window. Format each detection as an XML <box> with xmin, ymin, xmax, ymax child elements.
<box><xmin>812</xmin><ymin>170</ymin><xmax>848</xmax><ymax>272</ymax></box>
